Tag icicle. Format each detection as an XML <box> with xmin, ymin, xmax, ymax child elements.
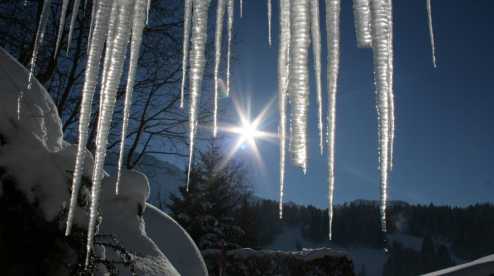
<box><xmin>55</xmin><ymin>0</ymin><xmax>70</xmax><ymax>54</ymax></box>
<box><xmin>17</xmin><ymin>91</ymin><xmax>23</xmax><ymax>120</ymax></box>
<box><xmin>186</xmin><ymin>0</ymin><xmax>211</xmax><ymax>191</ymax></box>
<box><xmin>65</xmin><ymin>0</ymin><xmax>112</xmax><ymax>237</ymax></box>
<box><xmin>352</xmin><ymin>0</ymin><xmax>372</xmax><ymax>48</ymax></box>
<box><xmin>146</xmin><ymin>0</ymin><xmax>152</xmax><ymax>24</ymax></box>
<box><xmin>67</xmin><ymin>0</ymin><xmax>81</xmax><ymax>53</ymax></box>
<box><xmin>240</xmin><ymin>0</ymin><xmax>243</xmax><ymax>18</ymax></box>
<box><xmin>28</xmin><ymin>0</ymin><xmax>52</xmax><ymax>89</ymax></box>
<box><xmin>213</xmin><ymin>0</ymin><xmax>227</xmax><ymax>137</ymax></box>
<box><xmin>278</xmin><ymin>0</ymin><xmax>291</xmax><ymax>219</ymax></box>
<box><xmin>85</xmin><ymin>0</ymin><xmax>134</xmax><ymax>267</ymax></box>
<box><xmin>98</xmin><ymin>0</ymin><xmax>119</xmax><ymax>124</ymax></box>
<box><xmin>180</xmin><ymin>0</ymin><xmax>192</xmax><ymax>109</ymax></box>
<box><xmin>86</xmin><ymin>0</ymin><xmax>99</xmax><ymax>54</ymax></box>
<box><xmin>370</xmin><ymin>0</ymin><xmax>391</xmax><ymax>232</ymax></box>
<box><xmin>309</xmin><ymin>0</ymin><xmax>323</xmax><ymax>155</ymax></box>
<box><xmin>226</xmin><ymin>0</ymin><xmax>234</xmax><ymax>95</ymax></box>
<box><xmin>287</xmin><ymin>0</ymin><xmax>310</xmax><ymax>172</ymax></box>
<box><xmin>426</xmin><ymin>0</ymin><xmax>437</xmax><ymax>67</ymax></box>
<box><xmin>268</xmin><ymin>0</ymin><xmax>272</xmax><ymax>47</ymax></box>
<box><xmin>386</xmin><ymin>0</ymin><xmax>395</xmax><ymax>171</ymax></box>
<box><xmin>325</xmin><ymin>0</ymin><xmax>341</xmax><ymax>240</ymax></box>
<box><xmin>117</xmin><ymin>0</ymin><xmax>148</xmax><ymax>194</ymax></box>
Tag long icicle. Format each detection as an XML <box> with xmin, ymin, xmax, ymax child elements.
<box><xmin>240</xmin><ymin>0</ymin><xmax>243</xmax><ymax>18</ymax></box>
<box><xmin>325</xmin><ymin>0</ymin><xmax>341</xmax><ymax>240</ymax></box>
<box><xmin>186</xmin><ymin>0</ymin><xmax>211</xmax><ymax>191</ymax></box>
<box><xmin>54</xmin><ymin>0</ymin><xmax>70</xmax><ymax>54</ymax></box>
<box><xmin>180</xmin><ymin>0</ymin><xmax>192</xmax><ymax>108</ymax></box>
<box><xmin>426</xmin><ymin>0</ymin><xmax>436</xmax><ymax>67</ymax></box>
<box><xmin>352</xmin><ymin>0</ymin><xmax>372</xmax><ymax>48</ymax></box>
<box><xmin>86</xmin><ymin>0</ymin><xmax>99</xmax><ymax>54</ymax></box>
<box><xmin>278</xmin><ymin>0</ymin><xmax>291</xmax><ymax>219</ymax></box>
<box><xmin>370</xmin><ymin>0</ymin><xmax>391</xmax><ymax>232</ymax></box>
<box><xmin>268</xmin><ymin>0</ymin><xmax>272</xmax><ymax>47</ymax></box>
<box><xmin>85</xmin><ymin>0</ymin><xmax>134</xmax><ymax>266</ymax></box>
<box><xmin>226</xmin><ymin>0</ymin><xmax>234</xmax><ymax>95</ymax></box>
<box><xmin>65</xmin><ymin>0</ymin><xmax>112</xmax><ymax>236</ymax></box>
<box><xmin>116</xmin><ymin>0</ymin><xmax>148</xmax><ymax>194</ymax></box>
<box><xmin>386</xmin><ymin>0</ymin><xmax>395</xmax><ymax>171</ymax></box>
<box><xmin>213</xmin><ymin>0</ymin><xmax>227</xmax><ymax>137</ymax></box>
<box><xmin>309</xmin><ymin>0</ymin><xmax>323</xmax><ymax>155</ymax></box>
<box><xmin>27</xmin><ymin>0</ymin><xmax>52</xmax><ymax>90</ymax></box>
<box><xmin>288</xmin><ymin>0</ymin><xmax>310</xmax><ymax>172</ymax></box>
<box><xmin>66</xmin><ymin>0</ymin><xmax>81</xmax><ymax>53</ymax></box>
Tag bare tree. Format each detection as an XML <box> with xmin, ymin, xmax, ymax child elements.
<box><xmin>0</xmin><ymin>0</ymin><xmax>237</xmax><ymax>168</ymax></box>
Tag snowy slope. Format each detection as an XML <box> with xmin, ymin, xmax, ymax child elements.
<box><xmin>422</xmin><ymin>254</ymin><xmax>494</xmax><ymax>276</ymax></box>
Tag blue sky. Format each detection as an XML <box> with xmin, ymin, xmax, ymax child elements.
<box><xmin>219</xmin><ymin>0</ymin><xmax>494</xmax><ymax>209</ymax></box>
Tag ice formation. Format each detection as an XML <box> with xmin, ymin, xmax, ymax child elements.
<box><xmin>66</xmin><ymin>0</ymin><xmax>81</xmax><ymax>52</ymax></box>
<box><xmin>426</xmin><ymin>0</ymin><xmax>437</xmax><ymax>67</ymax></box>
<box><xmin>369</xmin><ymin>0</ymin><xmax>391</xmax><ymax>231</ymax></box>
<box><xmin>213</xmin><ymin>0</ymin><xmax>227</xmax><ymax>137</ymax></box>
<box><xmin>117</xmin><ymin>0</ymin><xmax>148</xmax><ymax>194</ymax></box>
<box><xmin>54</xmin><ymin>0</ymin><xmax>69</xmax><ymax>54</ymax></box>
<box><xmin>186</xmin><ymin>0</ymin><xmax>211</xmax><ymax>190</ymax></box>
<box><xmin>66</xmin><ymin>0</ymin><xmax>112</xmax><ymax>237</ymax></box>
<box><xmin>352</xmin><ymin>0</ymin><xmax>372</xmax><ymax>48</ymax></box>
<box><xmin>27</xmin><ymin>0</ymin><xmax>51</xmax><ymax>90</ymax></box>
<box><xmin>180</xmin><ymin>0</ymin><xmax>192</xmax><ymax>109</ymax></box>
<box><xmin>277</xmin><ymin>0</ymin><xmax>290</xmax><ymax>218</ymax></box>
<box><xmin>226</xmin><ymin>0</ymin><xmax>234</xmax><ymax>95</ymax></box>
<box><xmin>268</xmin><ymin>0</ymin><xmax>272</xmax><ymax>47</ymax></box>
<box><xmin>309</xmin><ymin>0</ymin><xmax>323</xmax><ymax>155</ymax></box>
<box><xmin>287</xmin><ymin>0</ymin><xmax>310</xmax><ymax>172</ymax></box>
<box><xmin>326</xmin><ymin>0</ymin><xmax>341</xmax><ymax>240</ymax></box>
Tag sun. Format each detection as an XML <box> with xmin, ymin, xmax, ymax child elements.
<box><xmin>239</xmin><ymin>120</ymin><xmax>259</xmax><ymax>144</ymax></box>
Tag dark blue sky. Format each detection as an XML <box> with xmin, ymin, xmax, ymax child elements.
<box><xmin>221</xmin><ymin>0</ymin><xmax>494</xmax><ymax>209</ymax></box>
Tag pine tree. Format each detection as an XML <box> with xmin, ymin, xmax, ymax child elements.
<box><xmin>167</xmin><ymin>141</ymin><xmax>255</xmax><ymax>250</ymax></box>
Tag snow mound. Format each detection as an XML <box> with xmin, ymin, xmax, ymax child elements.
<box><xmin>144</xmin><ymin>203</ymin><xmax>208</xmax><ymax>276</ymax></box>
<box><xmin>0</xmin><ymin>47</ymin><xmax>63</xmax><ymax>152</ymax></box>
<box><xmin>422</xmin><ymin>254</ymin><xmax>494</xmax><ymax>276</ymax></box>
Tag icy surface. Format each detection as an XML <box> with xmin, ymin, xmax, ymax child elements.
<box><xmin>277</xmin><ymin>0</ymin><xmax>290</xmax><ymax>218</ymax></box>
<box><xmin>309</xmin><ymin>0</ymin><xmax>323</xmax><ymax>155</ymax></box>
<box><xmin>186</xmin><ymin>0</ymin><xmax>211</xmax><ymax>190</ymax></box>
<box><xmin>180</xmin><ymin>0</ymin><xmax>192</xmax><ymax>108</ymax></box>
<box><xmin>370</xmin><ymin>0</ymin><xmax>391</xmax><ymax>231</ymax></box>
<box><xmin>66</xmin><ymin>0</ymin><xmax>112</xmax><ymax>236</ymax></box>
<box><xmin>288</xmin><ymin>0</ymin><xmax>311</xmax><ymax>172</ymax></box>
<box><xmin>352</xmin><ymin>0</ymin><xmax>372</xmax><ymax>48</ymax></box>
<box><xmin>213</xmin><ymin>0</ymin><xmax>227</xmax><ymax>137</ymax></box>
<box><xmin>117</xmin><ymin>0</ymin><xmax>148</xmax><ymax>193</ymax></box>
<box><xmin>426</xmin><ymin>0</ymin><xmax>437</xmax><ymax>67</ymax></box>
<box><xmin>325</xmin><ymin>0</ymin><xmax>341</xmax><ymax>240</ymax></box>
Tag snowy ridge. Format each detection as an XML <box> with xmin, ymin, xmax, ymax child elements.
<box><xmin>201</xmin><ymin>247</ymin><xmax>351</xmax><ymax>261</ymax></box>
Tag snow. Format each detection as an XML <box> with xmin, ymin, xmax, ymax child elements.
<box><xmin>423</xmin><ymin>254</ymin><xmax>494</xmax><ymax>276</ymax></box>
<box><xmin>144</xmin><ymin>203</ymin><xmax>208</xmax><ymax>276</ymax></box>
<box><xmin>0</xmin><ymin>47</ymin><xmax>207</xmax><ymax>275</ymax></box>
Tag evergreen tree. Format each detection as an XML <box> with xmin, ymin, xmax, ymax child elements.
<box><xmin>167</xmin><ymin>141</ymin><xmax>255</xmax><ymax>250</ymax></box>
<box><xmin>420</xmin><ymin>236</ymin><xmax>435</xmax><ymax>274</ymax></box>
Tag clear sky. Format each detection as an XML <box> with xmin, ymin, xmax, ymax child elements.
<box><xmin>218</xmin><ymin>0</ymin><xmax>494</xmax><ymax>209</ymax></box>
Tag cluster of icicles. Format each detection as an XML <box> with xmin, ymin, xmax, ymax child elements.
<box><xmin>24</xmin><ymin>0</ymin><xmax>437</xmax><ymax>267</ymax></box>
